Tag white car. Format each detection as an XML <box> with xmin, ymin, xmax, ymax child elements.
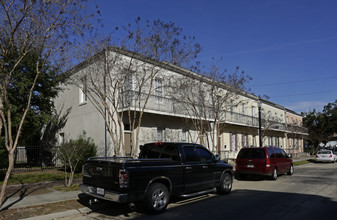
<box><xmin>315</xmin><ymin>150</ymin><xmax>337</xmax><ymax>163</ymax></box>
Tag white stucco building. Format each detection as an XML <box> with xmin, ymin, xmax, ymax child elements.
<box><xmin>54</xmin><ymin>47</ymin><xmax>308</xmax><ymax>160</ymax></box>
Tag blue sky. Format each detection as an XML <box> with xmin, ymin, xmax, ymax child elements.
<box><xmin>96</xmin><ymin>0</ymin><xmax>337</xmax><ymax>113</ymax></box>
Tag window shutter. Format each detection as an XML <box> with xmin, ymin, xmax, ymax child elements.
<box><xmin>230</xmin><ymin>133</ymin><xmax>233</xmax><ymax>151</ymax></box>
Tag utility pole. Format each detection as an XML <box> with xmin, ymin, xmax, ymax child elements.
<box><xmin>258</xmin><ymin>100</ymin><xmax>262</xmax><ymax>147</ymax></box>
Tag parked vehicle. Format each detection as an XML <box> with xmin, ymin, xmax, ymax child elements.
<box><xmin>315</xmin><ymin>150</ymin><xmax>337</xmax><ymax>163</ymax></box>
<box><xmin>235</xmin><ymin>147</ymin><xmax>294</xmax><ymax>180</ymax></box>
<box><xmin>80</xmin><ymin>142</ymin><xmax>233</xmax><ymax>214</ymax></box>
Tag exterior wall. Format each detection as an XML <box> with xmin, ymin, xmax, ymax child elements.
<box><xmin>285</xmin><ymin>110</ymin><xmax>305</xmax><ymax>156</ymax></box>
<box><xmin>54</xmin><ymin>48</ymin><xmax>308</xmax><ymax>159</ymax></box>
<box><xmin>54</xmin><ymin>82</ymin><xmax>107</xmax><ymax>156</ymax></box>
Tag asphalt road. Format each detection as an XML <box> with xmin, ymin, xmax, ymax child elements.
<box><xmin>59</xmin><ymin>162</ymin><xmax>337</xmax><ymax>220</ymax></box>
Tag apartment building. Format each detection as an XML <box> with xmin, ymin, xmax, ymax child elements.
<box><xmin>54</xmin><ymin>47</ymin><xmax>308</xmax><ymax>160</ymax></box>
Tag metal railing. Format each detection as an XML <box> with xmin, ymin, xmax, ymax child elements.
<box><xmin>119</xmin><ymin>90</ymin><xmax>308</xmax><ymax>134</ymax></box>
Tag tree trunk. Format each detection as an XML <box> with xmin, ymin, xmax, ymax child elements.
<box><xmin>0</xmin><ymin>149</ymin><xmax>15</xmax><ymax>208</ymax></box>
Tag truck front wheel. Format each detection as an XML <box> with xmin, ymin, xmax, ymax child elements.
<box><xmin>217</xmin><ymin>173</ymin><xmax>233</xmax><ymax>194</ymax></box>
<box><xmin>144</xmin><ymin>183</ymin><xmax>169</xmax><ymax>214</ymax></box>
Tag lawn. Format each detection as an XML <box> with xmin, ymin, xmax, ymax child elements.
<box><xmin>0</xmin><ymin>169</ymin><xmax>82</xmax><ymax>185</ymax></box>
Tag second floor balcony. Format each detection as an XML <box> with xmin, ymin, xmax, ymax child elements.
<box><xmin>119</xmin><ymin>91</ymin><xmax>308</xmax><ymax>135</ymax></box>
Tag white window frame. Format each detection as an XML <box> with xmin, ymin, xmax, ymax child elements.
<box><xmin>182</xmin><ymin>129</ymin><xmax>187</xmax><ymax>142</ymax></box>
<box><xmin>155</xmin><ymin>78</ymin><xmax>163</xmax><ymax>103</ymax></box>
<box><xmin>79</xmin><ymin>84</ymin><xmax>87</xmax><ymax>104</ymax></box>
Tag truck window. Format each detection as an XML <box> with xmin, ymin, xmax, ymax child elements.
<box><xmin>183</xmin><ymin>146</ymin><xmax>199</xmax><ymax>162</ymax></box>
<box><xmin>196</xmin><ymin>147</ymin><xmax>213</xmax><ymax>162</ymax></box>
<box><xmin>139</xmin><ymin>143</ymin><xmax>179</xmax><ymax>161</ymax></box>
<box><xmin>161</xmin><ymin>144</ymin><xmax>180</xmax><ymax>161</ymax></box>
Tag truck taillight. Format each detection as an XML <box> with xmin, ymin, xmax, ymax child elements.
<box><xmin>119</xmin><ymin>169</ymin><xmax>129</xmax><ymax>188</ymax></box>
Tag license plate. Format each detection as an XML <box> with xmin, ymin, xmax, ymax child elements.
<box><xmin>97</xmin><ymin>187</ymin><xmax>104</xmax><ymax>195</ymax></box>
<box><xmin>247</xmin><ymin>164</ymin><xmax>254</xmax><ymax>168</ymax></box>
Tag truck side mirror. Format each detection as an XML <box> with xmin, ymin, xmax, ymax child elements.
<box><xmin>214</xmin><ymin>155</ymin><xmax>221</xmax><ymax>161</ymax></box>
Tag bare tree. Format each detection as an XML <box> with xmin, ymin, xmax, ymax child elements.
<box><xmin>286</xmin><ymin>120</ymin><xmax>305</xmax><ymax>154</ymax></box>
<box><xmin>169</xmin><ymin>64</ymin><xmax>251</xmax><ymax>153</ymax></box>
<box><xmin>0</xmin><ymin>0</ymin><xmax>93</xmax><ymax>207</ymax></box>
<box><xmin>259</xmin><ymin>110</ymin><xmax>284</xmax><ymax>146</ymax></box>
<box><xmin>70</xmin><ymin>18</ymin><xmax>201</xmax><ymax>157</ymax></box>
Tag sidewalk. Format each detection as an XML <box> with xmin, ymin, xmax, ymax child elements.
<box><xmin>2</xmin><ymin>188</ymin><xmax>81</xmax><ymax>210</ymax></box>
<box><xmin>0</xmin><ymin>180</ymin><xmax>90</xmax><ymax>220</ymax></box>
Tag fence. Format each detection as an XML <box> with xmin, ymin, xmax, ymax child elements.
<box><xmin>11</xmin><ymin>146</ymin><xmax>63</xmax><ymax>171</ymax></box>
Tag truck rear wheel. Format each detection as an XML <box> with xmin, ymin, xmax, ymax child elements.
<box><xmin>144</xmin><ymin>183</ymin><xmax>169</xmax><ymax>214</ymax></box>
<box><xmin>217</xmin><ymin>173</ymin><xmax>232</xmax><ymax>194</ymax></box>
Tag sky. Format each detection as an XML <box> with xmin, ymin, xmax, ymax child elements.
<box><xmin>96</xmin><ymin>0</ymin><xmax>337</xmax><ymax>113</ymax></box>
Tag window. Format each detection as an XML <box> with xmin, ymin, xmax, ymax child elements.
<box><xmin>242</xmin><ymin>134</ymin><xmax>248</xmax><ymax>147</ymax></box>
<box><xmin>268</xmin><ymin>136</ymin><xmax>273</xmax><ymax>146</ymax></box>
<box><xmin>275</xmin><ymin>148</ymin><xmax>284</xmax><ymax>158</ymax></box>
<box><xmin>268</xmin><ymin>148</ymin><xmax>275</xmax><ymax>158</ymax></box>
<box><xmin>157</xmin><ymin>127</ymin><xmax>164</xmax><ymax>141</ymax></box>
<box><xmin>280</xmin><ymin>149</ymin><xmax>288</xmax><ymax>158</ymax></box>
<box><xmin>155</xmin><ymin>78</ymin><xmax>163</xmax><ymax>102</ymax></box>
<box><xmin>161</xmin><ymin>144</ymin><xmax>179</xmax><ymax>161</ymax></box>
<box><xmin>237</xmin><ymin>148</ymin><xmax>266</xmax><ymax>159</ymax></box>
<box><xmin>124</xmin><ymin>74</ymin><xmax>133</xmax><ymax>104</ymax></box>
<box><xmin>230</xmin><ymin>101</ymin><xmax>234</xmax><ymax>116</ymax></box>
<box><xmin>139</xmin><ymin>143</ymin><xmax>179</xmax><ymax>161</ymax></box>
<box><xmin>79</xmin><ymin>78</ymin><xmax>87</xmax><ymax>104</ymax></box>
<box><xmin>183</xmin><ymin>146</ymin><xmax>198</xmax><ymax>162</ymax></box>
<box><xmin>124</xmin><ymin>123</ymin><xmax>130</xmax><ymax>131</ymax></box>
<box><xmin>230</xmin><ymin>133</ymin><xmax>237</xmax><ymax>151</ymax></box>
<box><xmin>242</xmin><ymin>103</ymin><xmax>245</xmax><ymax>114</ymax></box>
<box><xmin>275</xmin><ymin>137</ymin><xmax>280</xmax><ymax>147</ymax></box>
<box><xmin>196</xmin><ymin>147</ymin><xmax>213</xmax><ymax>162</ymax></box>
<box><xmin>199</xmin><ymin>95</ymin><xmax>205</xmax><ymax>116</ymax></box>
<box><xmin>182</xmin><ymin>129</ymin><xmax>187</xmax><ymax>142</ymax></box>
<box><xmin>59</xmin><ymin>132</ymin><xmax>65</xmax><ymax>144</ymax></box>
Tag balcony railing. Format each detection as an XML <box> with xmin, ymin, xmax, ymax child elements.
<box><xmin>119</xmin><ymin>91</ymin><xmax>308</xmax><ymax>134</ymax></box>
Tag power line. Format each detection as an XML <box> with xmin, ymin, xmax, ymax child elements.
<box><xmin>251</xmin><ymin>75</ymin><xmax>337</xmax><ymax>87</ymax></box>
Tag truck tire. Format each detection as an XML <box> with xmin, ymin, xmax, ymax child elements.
<box><xmin>144</xmin><ymin>183</ymin><xmax>169</xmax><ymax>214</ymax></box>
<box><xmin>217</xmin><ymin>173</ymin><xmax>232</xmax><ymax>194</ymax></box>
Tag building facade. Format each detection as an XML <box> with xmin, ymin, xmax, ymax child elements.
<box><xmin>54</xmin><ymin>48</ymin><xmax>308</xmax><ymax>161</ymax></box>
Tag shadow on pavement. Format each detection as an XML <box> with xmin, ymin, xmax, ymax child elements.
<box><xmin>77</xmin><ymin>189</ymin><xmax>337</xmax><ymax>220</ymax></box>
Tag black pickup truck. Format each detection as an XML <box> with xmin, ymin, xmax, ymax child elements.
<box><xmin>80</xmin><ymin>142</ymin><xmax>233</xmax><ymax>213</ymax></box>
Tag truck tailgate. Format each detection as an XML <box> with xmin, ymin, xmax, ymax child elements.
<box><xmin>82</xmin><ymin>158</ymin><xmax>124</xmax><ymax>191</ymax></box>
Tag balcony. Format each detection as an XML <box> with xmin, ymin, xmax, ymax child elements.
<box><xmin>119</xmin><ymin>91</ymin><xmax>308</xmax><ymax>134</ymax></box>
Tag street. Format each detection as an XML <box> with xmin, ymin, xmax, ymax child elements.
<box><xmin>60</xmin><ymin>162</ymin><xmax>337</xmax><ymax>220</ymax></box>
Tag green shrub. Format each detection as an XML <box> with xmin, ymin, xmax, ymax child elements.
<box><xmin>58</xmin><ymin>131</ymin><xmax>97</xmax><ymax>173</ymax></box>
